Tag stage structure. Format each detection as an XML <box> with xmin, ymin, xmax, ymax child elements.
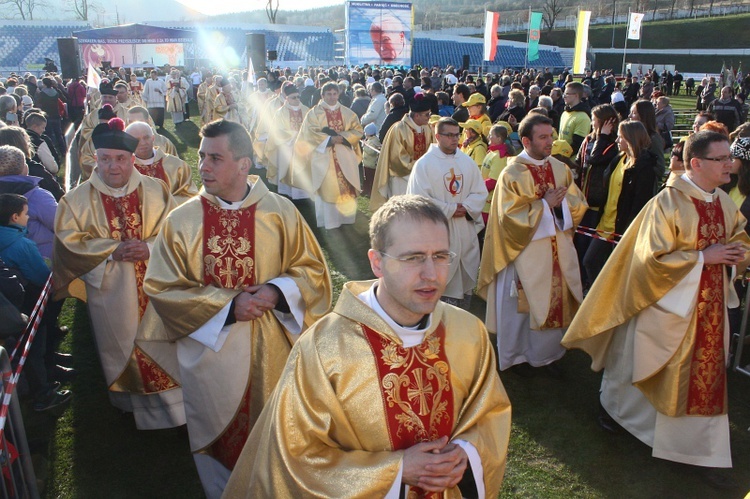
<box><xmin>73</xmin><ymin>24</ymin><xmax>197</xmax><ymax>69</ymax></box>
<box><xmin>345</xmin><ymin>1</ymin><xmax>413</xmax><ymax>67</ymax></box>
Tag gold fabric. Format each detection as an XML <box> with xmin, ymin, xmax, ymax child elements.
<box><xmin>223</xmin><ymin>280</ymin><xmax>511</xmax><ymax>499</ymax></box>
<box><xmin>140</xmin><ymin>177</ymin><xmax>332</xmax><ymax>342</ymax></box>
<box><xmin>290</xmin><ymin>104</ymin><xmax>363</xmax><ymax>197</ymax></box>
<box><xmin>52</xmin><ymin>169</ymin><xmax>175</xmax><ymax>301</ymax></box>
<box><xmin>370</xmin><ymin>114</ymin><xmax>435</xmax><ymax>211</ymax></box>
<box><xmin>154</xmin><ymin>133</ymin><xmax>177</xmax><ymax>157</ymax></box>
<box><xmin>266</xmin><ymin>103</ymin><xmax>309</xmax><ymax>183</ymax></box>
<box><xmin>138</xmin><ymin>177</ymin><xmax>332</xmax><ymax>452</ymax></box>
<box><xmin>477</xmin><ymin>156</ymin><xmax>587</xmax><ymax>300</ymax></box>
<box><xmin>196</xmin><ymin>81</ymin><xmax>208</xmax><ymax>118</ymax></box>
<box><xmin>561</xmin><ymin>177</ymin><xmax>750</xmax><ymax>415</ymax></box>
<box><xmin>135</xmin><ymin>148</ymin><xmax>198</xmax><ymax>204</ymax></box>
<box><xmin>77</xmin><ymin>103</ymin><xmax>129</xmax><ymax>180</ymax></box>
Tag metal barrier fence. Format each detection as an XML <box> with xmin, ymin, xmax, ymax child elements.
<box><xmin>0</xmin><ymin>347</ymin><xmax>38</xmax><ymax>499</ymax></box>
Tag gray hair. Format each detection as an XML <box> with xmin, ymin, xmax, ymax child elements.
<box><xmin>538</xmin><ymin>95</ymin><xmax>553</xmax><ymax>110</ymax></box>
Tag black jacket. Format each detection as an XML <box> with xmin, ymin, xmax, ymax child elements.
<box><xmin>576</xmin><ymin>132</ymin><xmax>619</xmax><ymax>208</ymax></box>
<box><xmin>601</xmin><ymin>150</ymin><xmax>659</xmax><ymax>234</ymax></box>
<box><xmin>378</xmin><ymin>105</ymin><xmax>409</xmax><ymax>143</ymax></box>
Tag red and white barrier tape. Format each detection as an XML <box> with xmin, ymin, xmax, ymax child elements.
<box><xmin>575</xmin><ymin>225</ymin><xmax>622</xmax><ymax>244</ymax></box>
<box><xmin>0</xmin><ymin>274</ymin><xmax>53</xmax><ymax>441</ymax></box>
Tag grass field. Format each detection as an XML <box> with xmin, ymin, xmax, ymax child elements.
<box><xmin>25</xmin><ymin>101</ymin><xmax>750</xmax><ymax>498</ymax></box>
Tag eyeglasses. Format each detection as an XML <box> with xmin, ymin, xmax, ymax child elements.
<box><xmin>287</xmin><ymin>95</ymin><xmax>300</xmax><ymax>99</ymax></box>
<box><xmin>700</xmin><ymin>156</ymin><xmax>734</xmax><ymax>163</ymax></box>
<box><xmin>438</xmin><ymin>133</ymin><xmax>461</xmax><ymax>139</ymax></box>
<box><xmin>379</xmin><ymin>251</ymin><xmax>456</xmax><ymax>267</ymax></box>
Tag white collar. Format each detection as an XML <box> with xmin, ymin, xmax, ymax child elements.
<box><xmin>135</xmin><ymin>149</ymin><xmax>157</xmax><ymax>165</ymax></box>
<box><xmin>682</xmin><ymin>173</ymin><xmax>715</xmax><ymax>202</ymax></box>
<box><xmin>321</xmin><ymin>101</ymin><xmax>340</xmax><ymax>111</ymax></box>
<box><xmin>215</xmin><ymin>182</ymin><xmax>252</xmax><ymax>210</ymax></box>
<box><xmin>518</xmin><ymin>150</ymin><xmax>548</xmax><ymax>166</ymax></box>
<box><xmin>358</xmin><ymin>282</ymin><xmax>431</xmax><ymax>348</ymax></box>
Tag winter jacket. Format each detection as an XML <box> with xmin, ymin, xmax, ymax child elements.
<box><xmin>0</xmin><ymin>224</ymin><xmax>50</xmax><ymax>287</ymax></box>
<box><xmin>0</xmin><ymin>175</ymin><xmax>57</xmax><ymax>259</ymax></box>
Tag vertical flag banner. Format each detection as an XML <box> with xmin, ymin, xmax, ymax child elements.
<box><xmin>573</xmin><ymin>11</ymin><xmax>591</xmax><ymax>74</ymax></box>
<box><xmin>483</xmin><ymin>11</ymin><xmax>500</xmax><ymax>61</ymax></box>
<box><xmin>527</xmin><ymin>11</ymin><xmax>543</xmax><ymax>63</ymax></box>
<box><xmin>86</xmin><ymin>64</ymin><xmax>101</xmax><ymax>89</ymax></box>
<box><xmin>627</xmin><ymin>12</ymin><xmax>645</xmax><ymax>40</ymax></box>
<box><xmin>736</xmin><ymin>62</ymin><xmax>743</xmax><ymax>89</ymax></box>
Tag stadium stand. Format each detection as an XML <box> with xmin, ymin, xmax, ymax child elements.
<box><xmin>0</xmin><ymin>21</ymin><xmax>91</xmax><ymax>74</ymax></box>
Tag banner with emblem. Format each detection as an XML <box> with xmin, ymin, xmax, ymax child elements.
<box><xmin>527</xmin><ymin>11</ymin><xmax>543</xmax><ymax>63</ymax></box>
<box><xmin>627</xmin><ymin>12</ymin><xmax>645</xmax><ymax>40</ymax></box>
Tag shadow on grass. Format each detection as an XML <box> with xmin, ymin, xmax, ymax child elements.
<box><xmin>43</xmin><ymin>300</ymin><xmax>202</xmax><ymax>498</ymax></box>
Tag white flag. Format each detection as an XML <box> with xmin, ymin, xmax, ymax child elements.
<box><xmin>86</xmin><ymin>64</ymin><xmax>101</xmax><ymax>89</ymax></box>
<box><xmin>628</xmin><ymin>13</ymin><xmax>645</xmax><ymax>40</ymax></box>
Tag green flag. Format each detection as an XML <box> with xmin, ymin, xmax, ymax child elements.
<box><xmin>528</xmin><ymin>12</ymin><xmax>543</xmax><ymax>63</ymax></box>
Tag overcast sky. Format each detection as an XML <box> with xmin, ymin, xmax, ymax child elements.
<box><xmin>175</xmin><ymin>0</ymin><xmax>345</xmax><ymax>16</ymax></box>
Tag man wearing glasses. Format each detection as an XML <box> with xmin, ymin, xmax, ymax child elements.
<box><xmin>407</xmin><ymin>117</ymin><xmax>487</xmax><ymax>308</ymax></box>
<box><xmin>558</xmin><ymin>81</ymin><xmax>591</xmax><ymax>153</ymax></box>
<box><xmin>563</xmin><ymin>131</ymin><xmax>750</xmax><ymax>489</ymax></box>
<box><xmin>224</xmin><ymin>194</ymin><xmax>511</xmax><ymax>498</ymax></box>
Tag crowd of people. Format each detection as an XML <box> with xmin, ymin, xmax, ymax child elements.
<box><xmin>0</xmin><ymin>59</ymin><xmax>749</xmax><ymax>496</ymax></box>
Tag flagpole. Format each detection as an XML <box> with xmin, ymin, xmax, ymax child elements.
<box><xmin>525</xmin><ymin>7</ymin><xmax>531</xmax><ymax>69</ymax></box>
<box><xmin>621</xmin><ymin>9</ymin><xmax>630</xmax><ymax>77</ymax></box>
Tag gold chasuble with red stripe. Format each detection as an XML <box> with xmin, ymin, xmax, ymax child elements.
<box><xmin>688</xmin><ymin>198</ymin><xmax>727</xmax><ymax>415</ymax></box>
<box><xmin>412</xmin><ymin>128</ymin><xmax>427</xmax><ymax>161</ymax></box>
<box><xmin>200</xmin><ymin>196</ymin><xmax>257</xmax><ymax>470</ymax></box>
<box><xmin>100</xmin><ymin>191</ymin><xmax>179</xmax><ymax>394</ymax></box>
<box><xmin>324</xmin><ymin>107</ymin><xmax>357</xmax><ymax>200</ymax></box>
<box><xmin>134</xmin><ymin>158</ymin><xmax>168</xmax><ymax>184</ymax></box>
<box><xmin>524</xmin><ymin>162</ymin><xmax>565</xmax><ymax>329</ymax></box>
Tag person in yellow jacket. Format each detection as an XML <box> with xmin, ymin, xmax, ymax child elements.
<box><xmin>459</xmin><ymin>119</ymin><xmax>488</xmax><ymax>168</ymax></box>
<box><xmin>481</xmin><ymin>122</ymin><xmax>513</xmax><ymax>224</ymax></box>
<box><xmin>461</xmin><ymin>92</ymin><xmax>492</xmax><ymax>138</ymax></box>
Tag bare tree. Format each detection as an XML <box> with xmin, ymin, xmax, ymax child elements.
<box><xmin>633</xmin><ymin>0</ymin><xmax>649</xmax><ymax>13</ymax></box>
<box><xmin>266</xmin><ymin>0</ymin><xmax>279</xmax><ymax>24</ymax></box>
<box><xmin>541</xmin><ymin>0</ymin><xmax>565</xmax><ymax>32</ymax></box>
<box><xmin>688</xmin><ymin>0</ymin><xmax>697</xmax><ymax>17</ymax></box>
<box><xmin>651</xmin><ymin>0</ymin><xmax>658</xmax><ymax>20</ymax></box>
<box><xmin>67</xmin><ymin>0</ymin><xmax>100</xmax><ymax>21</ymax></box>
<box><xmin>668</xmin><ymin>0</ymin><xmax>678</xmax><ymax>19</ymax></box>
<box><xmin>0</xmin><ymin>0</ymin><xmax>45</xmax><ymax>19</ymax></box>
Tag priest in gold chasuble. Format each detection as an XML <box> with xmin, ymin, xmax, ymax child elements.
<box><xmin>478</xmin><ymin>114</ymin><xmax>587</xmax><ymax>373</ymax></box>
<box><xmin>52</xmin><ymin>118</ymin><xmax>184</xmax><ymax>430</ymax></box>
<box><xmin>125</xmin><ymin>122</ymin><xmax>198</xmax><ymax>205</ymax></box>
<box><xmin>291</xmin><ymin>81</ymin><xmax>363</xmax><ymax>230</ymax></box>
<box><xmin>369</xmin><ymin>95</ymin><xmax>434</xmax><ymax>211</ymax></box>
<box><xmin>563</xmin><ymin>131</ymin><xmax>750</xmax><ymax>474</ymax></box>
<box><xmin>138</xmin><ymin>120</ymin><xmax>332</xmax><ymax>499</ymax></box>
<box><xmin>224</xmin><ymin>195</ymin><xmax>511</xmax><ymax>499</ymax></box>
<box><xmin>266</xmin><ymin>84</ymin><xmax>309</xmax><ymax>200</ymax></box>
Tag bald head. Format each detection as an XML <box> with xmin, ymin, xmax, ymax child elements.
<box><xmin>125</xmin><ymin>122</ymin><xmax>155</xmax><ymax>160</ymax></box>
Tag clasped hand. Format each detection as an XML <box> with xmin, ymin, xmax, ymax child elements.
<box><xmin>543</xmin><ymin>186</ymin><xmax>567</xmax><ymax>209</ymax></box>
<box><xmin>112</xmin><ymin>240</ymin><xmax>149</xmax><ymax>262</ymax></box>
<box><xmin>703</xmin><ymin>242</ymin><xmax>748</xmax><ymax>265</ymax></box>
<box><xmin>403</xmin><ymin>436</ymin><xmax>469</xmax><ymax>492</ymax></box>
<box><xmin>233</xmin><ymin>284</ymin><xmax>280</xmax><ymax>322</ymax></box>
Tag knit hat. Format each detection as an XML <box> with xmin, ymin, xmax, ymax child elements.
<box><xmin>92</xmin><ymin>118</ymin><xmax>138</xmax><ymax>152</ymax></box>
<box><xmin>364</xmin><ymin>123</ymin><xmax>377</xmax><ymax>136</ymax></box>
<box><xmin>731</xmin><ymin>137</ymin><xmax>750</xmax><ymax>162</ymax></box>
<box><xmin>409</xmin><ymin>93</ymin><xmax>431</xmax><ymax>113</ymax></box>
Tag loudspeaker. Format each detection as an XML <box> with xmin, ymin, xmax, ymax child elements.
<box><xmin>267</xmin><ymin>50</ymin><xmax>278</xmax><ymax>61</ymax></box>
<box><xmin>462</xmin><ymin>55</ymin><xmax>470</xmax><ymax>71</ymax></box>
<box><xmin>57</xmin><ymin>38</ymin><xmax>81</xmax><ymax>80</ymax></box>
<box><xmin>246</xmin><ymin>33</ymin><xmax>267</xmax><ymax>73</ymax></box>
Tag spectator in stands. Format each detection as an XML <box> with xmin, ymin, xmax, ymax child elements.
<box><xmin>34</xmin><ymin>77</ymin><xmax>66</xmax><ymax>156</ymax></box>
<box><xmin>497</xmin><ymin>89</ymin><xmax>527</xmax><ymax>131</ymax></box>
<box><xmin>360</xmin><ymin>81</ymin><xmax>386</xmax><ymax>132</ymax></box>
<box><xmin>378</xmin><ymin>93</ymin><xmax>408</xmax><ymax>143</ymax></box>
<box><xmin>0</xmin><ymin>95</ymin><xmax>18</xmax><ymax>126</ymax></box>
<box><xmin>655</xmin><ymin>96</ymin><xmax>675</xmax><ymax>150</ymax></box>
<box><xmin>24</xmin><ymin>111</ymin><xmax>59</xmax><ymax>176</ymax></box>
<box><xmin>451</xmin><ymin>83</ymin><xmax>470</xmax><ymax>123</ymax></box>
<box><xmin>629</xmin><ymin>100</ymin><xmax>666</xmax><ymax>176</ymax></box>
<box><xmin>350</xmin><ymin>85</ymin><xmax>370</xmax><ymax>119</ymax></box>
<box><xmin>582</xmin><ymin>120</ymin><xmax>658</xmax><ymax>284</ymax></box>
<box><xmin>0</xmin><ymin>126</ymin><xmax>63</xmax><ymax>202</ymax></box>
<box><xmin>559</xmin><ymin>82</ymin><xmax>591</xmax><ymax>153</ymax></box>
<box><xmin>693</xmin><ymin>111</ymin><xmax>713</xmax><ymax>133</ymax></box>
<box><xmin>624</xmin><ymin>76</ymin><xmax>640</xmax><ymax>106</ymax></box>
<box><xmin>708</xmin><ymin>86</ymin><xmax>744</xmax><ymax>133</ymax></box>
<box><xmin>673</xmin><ymin>70</ymin><xmax>683</xmax><ymax>95</ymax></box>
<box><xmin>700</xmin><ymin>76</ymin><xmax>717</xmax><ymax>110</ymax></box>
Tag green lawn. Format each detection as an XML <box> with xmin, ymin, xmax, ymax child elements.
<box><xmin>28</xmin><ymin>102</ymin><xmax>750</xmax><ymax>497</ymax></box>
